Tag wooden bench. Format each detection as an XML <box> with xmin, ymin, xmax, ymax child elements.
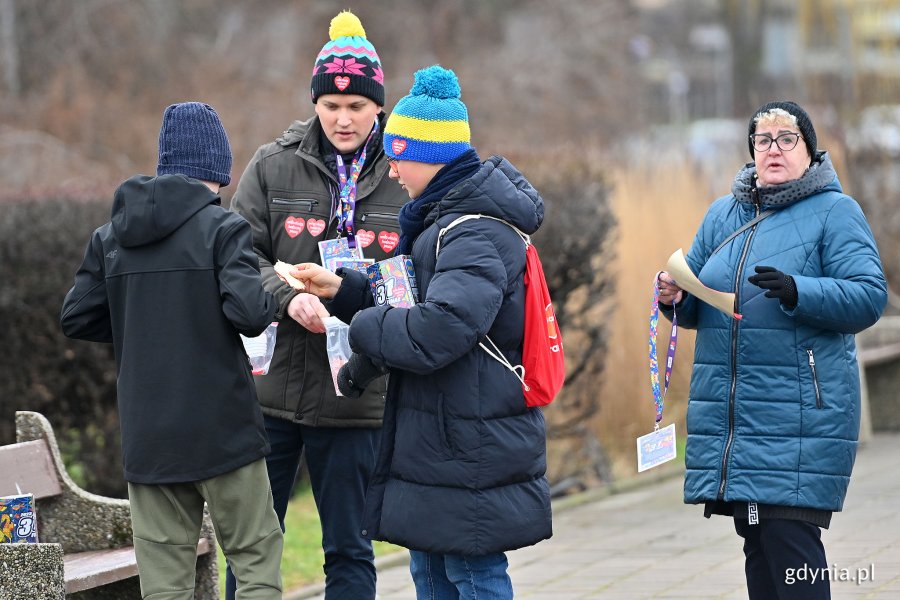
<box><xmin>0</xmin><ymin>411</ymin><xmax>218</xmax><ymax>599</ymax></box>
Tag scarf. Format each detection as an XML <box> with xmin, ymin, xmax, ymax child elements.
<box><xmin>396</xmin><ymin>149</ymin><xmax>481</xmax><ymax>256</ymax></box>
<box><xmin>731</xmin><ymin>151</ymin><xmax>836</xmax><ymax>209</ymax></box>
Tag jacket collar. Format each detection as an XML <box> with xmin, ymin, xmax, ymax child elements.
<box><xmin>279</xmin><ymin>113</ymin><xmax>387</xmax><ymax>175</ymax></box>
<box><xmin>275</xmin><ymin>114</ymin><xmax>389</xmax><ymax>200</ymax></box>
<box><xmin>732</xmin><ymin>150</ymin><xmax>839</xmax><ymax>209</ymax></box>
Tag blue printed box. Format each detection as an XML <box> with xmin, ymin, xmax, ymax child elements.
<box><xmin>0</xmin><ymin>493</ymin><xmax>38</xmax><ymax>543</ymax></box>
<box><xmin>366</xmin><ymin>256</ymin><xmax>419</xmax><ymax>308</ymax></box>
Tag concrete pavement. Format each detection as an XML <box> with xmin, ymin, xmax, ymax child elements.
<box><xmin>290</xmin><ymin>433</ymin><xmax>900</xmax><ymax>599</ymax></box>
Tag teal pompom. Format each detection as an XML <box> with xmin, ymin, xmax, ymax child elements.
<box><xmin>409</xmin><ymin>65</ymin><xmax>461</xmax><ymax>100</ymax></box>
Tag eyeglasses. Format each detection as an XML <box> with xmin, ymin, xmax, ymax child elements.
<box><xmin>386</xmin><ymin>157</ymin><xmax>399</xmax><ymax>173</ymax></box>
<box><xmin>750</xmin><ymin>132</ymin><xmax>802</xmax><ymax>153</ymax></box>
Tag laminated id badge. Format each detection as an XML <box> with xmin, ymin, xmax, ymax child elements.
<box><xmin>637</xmin><ymin>424</ymin><xmax>677</xmax><ymax>472</ymax></box>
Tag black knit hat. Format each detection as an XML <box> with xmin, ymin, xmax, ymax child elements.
<box><xmin>748</xmin><ymin>101</ymin><xmax>817</xmax><ymax>160</ymax></box>
<box><xmin>310</xmin><ymin>11</ymin><xmax>384</xmax><ymax>106</ymax></box>
<box><xmin>157</xmin><ymin>102</ymin><xmax>232</xmax><ymax>187</ymax></box>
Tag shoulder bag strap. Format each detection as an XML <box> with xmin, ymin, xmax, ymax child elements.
<box><xmin>711</xmin><ymin>209</ymin><xmax>774</xmax><ymax>257</ymax></box>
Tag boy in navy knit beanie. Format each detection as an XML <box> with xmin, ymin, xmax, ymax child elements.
<box><xmin>61</xmin><ymin>102</ymin><xmax>284</xmax><ymax>599</ymax></box>
<box><xmin>157</xmin><ymin>101</ymin><xmax>233</xmax><ymax>186</ymax></box>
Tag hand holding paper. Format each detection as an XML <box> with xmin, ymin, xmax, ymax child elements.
<box><xmin>657</xmin><ymin>272</ymin><xmax>683</xmax><ymax>305</ymax></box>
<box><xmin>665</xmin><ymin>249</ymin><xmax>742</xmax><ymax>320</ymax></box>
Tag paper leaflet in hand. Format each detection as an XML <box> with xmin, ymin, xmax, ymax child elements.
<box><xmin>666</xmin><ymin>248</ymin><xmax>741</xmax><ymax>319</ymax></box>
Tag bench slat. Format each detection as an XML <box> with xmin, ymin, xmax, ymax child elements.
<box><xmin>0</xmin><ymin>439</ymin><xmax>62</xmax><ymax>499</ymax></box>
<box><xmin>64</xmin><ymin>538</ymin><xmax>211</xmax><ymax>594</ymax></box>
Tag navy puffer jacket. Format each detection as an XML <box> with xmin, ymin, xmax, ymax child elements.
<box><xmin>332</xmin><ymin>156</ymin><xmax>552</xmax><ymax>555</ymax></box>
<box><xmin>665</xmin><ymin>152</ymin><xmax>886</xmax><ymax>512</ymax></box>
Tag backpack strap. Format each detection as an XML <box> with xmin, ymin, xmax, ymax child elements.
<box><xmin>479</xmin><ymin>334</ymin><xmax>529</xmax><ymax>391</ymax></box>
<box><xmin>436</xmin><ymin>214</ymin><xmax>529</xmax><ymax>256</ymax></box>
<box><xmin>435</xmin><ymin>214</ymin><xmax>530</xmax><ymax>391</ymax></box>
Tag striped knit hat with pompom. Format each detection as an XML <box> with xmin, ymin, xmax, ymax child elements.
<box><xmin>383</xmin><ymin>65</ymin><xmax>471</xmax><ymax>164</ymax></box>
<box><xmin>311</xmin><ymin>10</ymin><xmax>384</xmax><ymax>106</ymax></box>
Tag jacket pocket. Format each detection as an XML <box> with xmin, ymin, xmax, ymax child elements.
<box><xmin>356</xmin><ymin>211</ymin><xmax>401</xmax><ymax>260</ymax></box>
<box><xmin>436</xmin><ymin>394</ymin><xmax>455</xmax><ymax>454</ymax></box>
<box><xmin>806</xmin><ymin>348</ymin><xmax>823</xmax><ymax>409</ymax></box>
<box><xmin>271</xmin><ymin>198</ymin><xmax>319</xmax><ymax>211</ymax></box>
<box><xmin>358</xmin><ymin>211</ymin><xmax>399</xmax><ymax>226</ymax></box>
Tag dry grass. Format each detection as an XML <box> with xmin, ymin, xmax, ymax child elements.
<box><xmin>593</xmin><ymin>155</ymin><xmax>739</xmax><ymax>478</ymax></box>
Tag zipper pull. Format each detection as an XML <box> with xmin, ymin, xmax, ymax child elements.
<box><xmin>751</xmin><ymin>173</ymin><xmax>761</xmax><ymax>210</ymax></box>
<box><xmin>807</xmin><ymin>349</ymin><xmax>815</xmax><ymax>366</ymax></box>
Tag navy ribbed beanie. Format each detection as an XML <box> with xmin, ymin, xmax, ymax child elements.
<box><xmin>157</xmin><ymin>102</ymin><xmax>233</xmax><ymax>186</ymax></box>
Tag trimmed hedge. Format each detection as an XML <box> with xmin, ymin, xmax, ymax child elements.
<box><xmin>1</xmin><ymin>197</ymin><xmax>123</xmax><ymax>497</ymax></box>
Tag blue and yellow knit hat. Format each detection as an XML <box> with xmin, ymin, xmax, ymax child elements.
<box><xmin>311</xmin><ymin>11</ymin><xmax>384</xmax><ymax>106</ymax></box>
<box><xmin>383</xmin><ymin>65</ymin><xmax>471</xmax><ymax>164</ymax></box>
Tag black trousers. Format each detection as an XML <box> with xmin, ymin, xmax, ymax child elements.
<box><xmin>226</xmin><ymin>415</ymin><xmax>381</xmax><ymax>600</ymax></box>
<box><xmin>734</xmin><ymin>517</ymin><xmax>830</xmax><ymax>600</ymax></box>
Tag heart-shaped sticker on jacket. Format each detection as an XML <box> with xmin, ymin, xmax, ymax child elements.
<box><xmin>356</xmin><ymin>229</ymin><xmax>375</xmax><ymax>248</ymax></box>
<box><xmin>307</xmin><ymin>218</ymin><xmax>326</xmax><ymax>237</ymax></box>
<box><xmin>378</xmin><ymin>231</ymin><xmax>399</xmax><ymax>253</ymax></box>
<box><xmin>284</xmin><ymin>216</ymin><xmax>305</xmax><ymax>238</ymax></box>
<box><xmin>334</xmin><ymin>76</ymin><xmax>350</xmax><ymax>91</ymax></box>
<box><xmin>391</xmin><ymin>138</ymin><xmax>407</xmax><ymax>156</ymax></box>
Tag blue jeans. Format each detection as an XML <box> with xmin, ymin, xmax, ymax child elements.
<box><xmin>734</xmin><ymin>517</ymin><xmax>830</xmax><ymax>600</ymax></box>
<box><xmin>225</xmin><ymin>415</ymin><xmax>380</xmax><ymax>600</ymax></box>
<box><xmin>409</xmin><ymin>550</ymin><xmax>513</xmax><ymax>600</ymax></box>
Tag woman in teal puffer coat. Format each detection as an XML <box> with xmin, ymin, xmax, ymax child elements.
<box><xmin>658</xmin><ymin>101</ymin><xmax>886</xmax><ymax>600</ymax></box>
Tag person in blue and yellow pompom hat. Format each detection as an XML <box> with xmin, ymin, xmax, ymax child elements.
<box><xmin>382</xmin><ymin>65</ymin><xmax>470</xmax><ymax>165</ymax></box>
<box><xmin>384</xmin><ymin>65</ymin><xmax>478</xmax><ymax>254</ymax></box>
<box><xmin>287</xmin><ymin>65</ymin><xmax>552</xmax><ymax>600</ymax></box>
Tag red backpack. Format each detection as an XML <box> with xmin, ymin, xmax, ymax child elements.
<box><xmin>437</xmin><ymin>215</ymin><xmax>565</xmax><ymax>407</ymax></box>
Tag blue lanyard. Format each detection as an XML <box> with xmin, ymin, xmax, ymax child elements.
<box><xmin>334</xmin><ymin>119</ymin><xmax>379</xmax><ymax>249</ymax></box>
<box><xmin>649</xmin><ymin>272</ymin><xmax>678</xmax><ymax>426</ymax></box>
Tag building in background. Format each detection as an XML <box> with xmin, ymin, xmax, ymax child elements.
<box><xmin>633</xmin><ymin>0</ymin><xmax>900</xmax><ymax>123</ymax></box>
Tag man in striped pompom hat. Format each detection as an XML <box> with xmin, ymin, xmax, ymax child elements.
<box><xmin>228</xmin><ymin>9</ymin><xmax>409</xmax><ymax>600</ymax></box>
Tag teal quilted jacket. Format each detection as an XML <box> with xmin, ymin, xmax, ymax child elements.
<box><xmin>665</xmin><ymin>152</ymin><xmax>886</xmax><ymax>511</ymax></box>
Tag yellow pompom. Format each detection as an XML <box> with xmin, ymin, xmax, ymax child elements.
<box><xmin>329</xmin><ymin>10</ymin><xmax>366</xmax><ymax>40</ymax></box>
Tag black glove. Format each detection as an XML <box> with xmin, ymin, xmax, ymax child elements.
<box><xmin>337</xmin><ymin>352</ymin><xmax>387</xmax><ymax>398</ymax></box>
<box><xmin>747</xmin><ymin>265</ymin><xmax>797</xmax><ymax>309</ymax></box>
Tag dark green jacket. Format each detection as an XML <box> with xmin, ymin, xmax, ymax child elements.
<box><xmin>231</xmin><ymin>114</ymin><xmax>406</xmax><ymax>427</ymax></box>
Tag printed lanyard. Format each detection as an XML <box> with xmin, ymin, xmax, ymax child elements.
<box><xmin>649</xmin><ymin>272</ymin><xmax>678</xmax><ymax>427</ymax></box>
<box><xmin>334</xmin><ymin>119</ymin><xmax>379</xmax><ymax>249</ymax></box>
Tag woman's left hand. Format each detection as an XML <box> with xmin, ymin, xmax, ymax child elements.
<box><xmin>657</xmin><ymin>271</ymin><xmax>683</xmax><ymax>305</ymax></box>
